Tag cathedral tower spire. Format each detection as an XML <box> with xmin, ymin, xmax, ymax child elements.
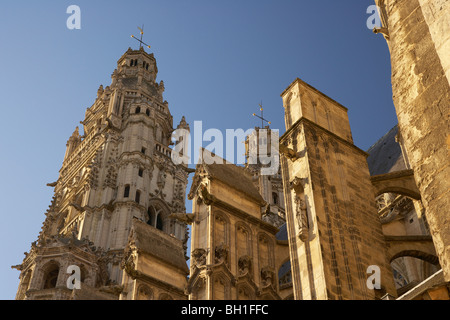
<box><xmin>13</xmin><ymin>46</ymin><xmax>190</xmax><ymax>300</ymax></box>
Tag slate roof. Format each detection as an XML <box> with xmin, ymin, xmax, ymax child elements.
<box><xmin>276</xmin><ymin>223</ymin><xmax>288</xmax><ymax>241</ymax></box>
<box><xmin>203</xmin><ymin>162</ymin><xmax>266</xmax><ymax>205</ymax></box>
<box><xmin>278</xmin><ymin>259</ymin><xmax>291</xmax><ymax>278</ymax></box>
<box><xmin>366</xmin><ymin>125</ymin><xmax>407</xmax><ymax>176</ymax></box>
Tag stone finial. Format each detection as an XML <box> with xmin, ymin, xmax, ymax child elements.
<box><xmin>177</xmin><ymin>116</ymin><xmax>190</xmax><ymax>131</ymax></box>
<box><xmin>70</xmin><ymin>127</ymin><xmax>80</xmax><ymax>139</ymax></box>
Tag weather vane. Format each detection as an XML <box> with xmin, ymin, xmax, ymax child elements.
<box><xmin>131</xmin><ymin>25</ymin><xmax>151</xmax><ymax>50</ymax></box>
<box><xmin>252</xmin><ymin>102</ymin><xmax>271</xmax><ymax>128</ymax></box>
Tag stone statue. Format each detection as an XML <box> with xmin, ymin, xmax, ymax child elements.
<box><xmin>295</xmin><ymin>196</ymin><xmax>309</xmax><ymax>241</ymax></box>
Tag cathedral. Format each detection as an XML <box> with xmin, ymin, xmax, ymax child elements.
<box><xmin>12</xmin><ymin>0</ymin><xmax>449</xmax><ymax>300</ymax></box>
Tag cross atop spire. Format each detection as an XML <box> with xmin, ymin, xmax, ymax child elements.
<box><xmin>131</xmin><ymin>25</ymin><xmax>151</xmax><ymax>50</ymax></box>
<box><xmin>252</xmin><ymin>102</ymin><xmax>271</xmax><ymax>128</ymax></box>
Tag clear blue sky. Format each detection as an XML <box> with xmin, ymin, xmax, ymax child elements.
<box><xmin>0</xmin><ymin>0</ymin><xmax>396</xmax><ymax>299</ymax></box>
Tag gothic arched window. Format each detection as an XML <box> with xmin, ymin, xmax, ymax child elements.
<box><xmin>147</xmin><ymin>202</ymin><xmax>169</xmax><ymax>233</ymax></box>
<box><xmin>43</xmin><ymin>263</ymin><xmax>60</xmax><ymax>289</ymax></box>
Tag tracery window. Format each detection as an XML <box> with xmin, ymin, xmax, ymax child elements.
<box><xmin>147</xmin><ymin>202</ymin><xmax>169</xmax><ymax>233</ymax></box>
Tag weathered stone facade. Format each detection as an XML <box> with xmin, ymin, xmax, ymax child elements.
<box><xmin>279</xmin><ymin>79</ymin><xmax>397</xmax><ymax>300</ymax></box>
<box><xmin>374</xmin><ymin>0</ymin><xmax>450</xmax><ymax>282</ymax></box>
<box><xmin>186</xmin><ymin>152</ymin><xmax>291</xmax><ymax>300</ymax></box>
<box><xmin>12</xmin><ymin>3</ymin><xmax>450</xmax><ymax>298</ymax></box>
<box><xmin>367</xmin><ymin>125</ymin><xmax>441</xmax><ymax>296</ymax></box>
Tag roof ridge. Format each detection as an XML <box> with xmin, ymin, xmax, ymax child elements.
<box><xmin>367</xmin><ymin>124</ymin><xmax>398</xmax><ymax>153</ymax></box>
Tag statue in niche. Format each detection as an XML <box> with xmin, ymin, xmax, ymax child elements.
<box><xmin>295</xmin><ymin>196</ymin><xmax>309</xmax><ymax>242</ymax></box>
<box><xmin>157</xmin><ymin>168</ymin><xmax>167</xmax><ymax>190</ymax></box>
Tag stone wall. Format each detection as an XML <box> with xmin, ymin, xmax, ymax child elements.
<box><xmin>280</xmin><ymin>78</ymin><xmax>397</xmax><ymax>299</ymax></box>
<box><xmin>187</xmin><ymin>161</ymin><xmax>291</xmax><ymax>300</ymax></box>
<box><xmin>375</xmin><ymin>0</ymin><xmax>450</xmax><ymax>281</ymax></box>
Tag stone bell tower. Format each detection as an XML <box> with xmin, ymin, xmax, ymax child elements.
<box><xmin>279</xmin><ymin>78</ymin><xmax>397</xmax><ymax>300</ymax></box>
<box><xmin>244</xmin><ymin>126</ymin><xmax>286</xmax><ymax>228</ymax></box>
<box><xmin>12</xmin><ymin>47</ymin><xmax>191</xmax><ymax>300</ymax></box>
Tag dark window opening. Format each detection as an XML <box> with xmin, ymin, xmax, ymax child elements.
<box><xmin>272</xmin><ymin>192</ymin><xmax>279</xmax><ymax>205</ymax></box>
<box><xmin>141</xmin><ymin>147</ymin><xmax>146</xmax><ymax>155</ymax></box>
<box><xmin>138</xmin><ymin>168</ymin><xmax>144</xmax><ymax>177</ymax></box>
<box><xmin>124</xmin><ymin>185</ymin><xmax>130</xmax><ymax>198</ymax></box>
<box><xmin>135</xmin><ymin>190</ymin><xmax>141</xmax><ymax>204</ymax></box>
<box><xmin>156</xmin><ymin>215</ymin><xmax>163</xmax><ymax>231</ymax></box>
<box><xmin>146</xmin><ymin>108</ymin><xmax>150</xmax><ymax>116</ymax></box>
<box><xmin>43</xmin><ymin>267</ymin><xmax>59</xmax><ymax>289</ymax></box>
<box><xmin>135</xmin><ymin>107</ymin><xmax>141</xmax><ymax>114</ymax></box>
<box><xmin>147</xmin><ymin>208</ymin><xmax>154</xmax><ymax>227</ymax></box>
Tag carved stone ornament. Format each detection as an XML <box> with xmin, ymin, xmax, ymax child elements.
<box><xmin>295</xmin><ymin>196</ymin><xmax>309</xmax><ymax>242</ymax></box>
<box><xmin>199</xmin><ymin>184</ymin><xmax>216</xmax><ymax>206</ymax></box>
<box><xmin>187</xmin><ymin>175</ymin><xmax>202</xmax><ymax>200</ymax></box>
<box><xmin>279</xmin><ymin>143</ymin><xmax>299</xmax><ymax>161</ymax></box>
<box><xmin>289</xmin><ymin>176</ymin><xmax>304</xmax><ymax>192</ymax></box>
<box><xmin>214</xmin><ymin>243</ymin><xmax>229</xmax><ymax>264</ymax></box>
<box><xmin>168</xmin><ymin>212</ymin><xmax>195</xmax><ymax>225</ymax></box>
<box><xmin>120</xmin><ymin>247</ymin><xmax>138</xmax><ymax>279</ymax></box>
<box><xmin>191</xmin><ymin>248</ymin><xmax>207</xmax><ymax>267</ymax></box>
<box><xmin>157</xmin><ymin>169</ymin><xmax>167</xmax><ymax>190</ymax></box>
<box><xmin>238</xmin><ymin>255</ymin><xmax>252</xmax><ymax>276</ymax></box>
<box><xmin>260</xmin><ymin>266</ymin><xmax>275</xmax><ymax>287</ymax></box>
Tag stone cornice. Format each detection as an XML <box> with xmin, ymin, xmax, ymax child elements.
<box><xmin>280</xmin><ymin>117</ymin><xmax>368</xmax><ymax>157</ymax></box>
<box><xmin>280</xmin><ymin>77</ymin><xmax>348</xmax><ymax>112</ymax></box>
<box><xmin>125</xmin><ymin>269</ymin><xmax>187</xmax><ymax>297</ymax></box>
